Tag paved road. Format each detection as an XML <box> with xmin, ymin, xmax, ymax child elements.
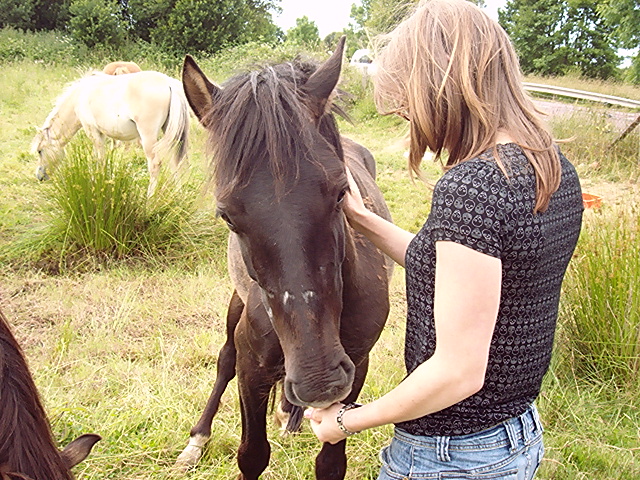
<box><xmin>533</xmin><ymin>99</ymin><xmax>639</xmax><ymax>132</ymax></box>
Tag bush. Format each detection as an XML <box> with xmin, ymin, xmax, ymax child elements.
<box><xmin>0</xmin><ymin>27</ymin><xmax>79</xmax><ymax>63</ymax></box>
<box><xmin>68</xmin><ymin>0</ymin><xmax>128</xmax><ymax>48</ymax></box>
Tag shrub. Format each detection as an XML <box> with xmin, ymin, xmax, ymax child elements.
<box><xmin>68</xmin><ymin>0</ymin><xmax>128</xmax><ymax>48</ymax></box>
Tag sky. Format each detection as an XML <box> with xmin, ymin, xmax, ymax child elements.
<box><xmin>273</xmin><ymin>0</ymin><xmax>505</xmax><ymax>38</ymax></box>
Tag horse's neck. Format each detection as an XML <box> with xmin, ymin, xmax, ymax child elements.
<box><xmin>0</xmin><ymin>322</ymin><xmax>73</xmax><ymax>480</ymax></box>
<box><xmin>45</xmin><ymin>86</ymin><xmax>82</xmax><ymax>145</ymax></box>
<box><xmin>341</xmin><ymin>218</ymin><xmax>360</xmax><ymax>282</ymax></box>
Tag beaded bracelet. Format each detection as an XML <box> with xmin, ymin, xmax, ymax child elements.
<box><xmin>336</xmin><ymin>402</ymin><xmax>362</xmax><ymax>436</ymax></box>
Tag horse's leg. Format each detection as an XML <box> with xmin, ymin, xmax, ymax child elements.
<box><xmin>138</xmin><ymin>131</ymin><xmax>161</xmax><ymax>196</ymax></box>
<box><xmin>83</xmin><ymin>126</ymin><xmax>106</xmax><ymax>161</ymax></box>
<box><xmin>315</xmin><ymin>356</ymin><xmax>370</xmax><ymax>480</ymax></box>
<box><xmin>234</xmin><ymin>292</ymin><xmax>283</xmax><ymax>480</ymax></box>
<box><xmin>174</xmin><ymin>290</ymin><xmax>244</xmax><ymax>469</ymax></box>
<box><xmin>235</xmin><ymin>336</ymin><xmax>278</xmax><ymax>480</ymax></box>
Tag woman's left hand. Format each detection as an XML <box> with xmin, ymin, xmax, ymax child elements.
<box><xmin>304</xmin><ymin>403</ymin><xmax>349</xmax><ymax>444</ymax></box>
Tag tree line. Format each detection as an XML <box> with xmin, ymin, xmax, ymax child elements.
<box><xmin>1</xmin><ymin>0</ymin><xmax>638</xmax><ymax>83</ymax></box>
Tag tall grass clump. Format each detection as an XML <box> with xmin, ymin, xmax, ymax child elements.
<box><xmin>559</xmin><ymin>205</ymin><xmax>640</xmax><ymax>390</ymax></box>
<box><xmin>48</xmin><ymin>140</ymin><xmax>146</xmax><ymax>257</ymax></box>
<box><xmin>38</xmin><ymin>138</ymin><xmax>226</xmax><ymax>270</ymax></box>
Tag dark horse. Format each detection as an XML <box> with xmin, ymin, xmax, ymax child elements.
<box><xmin>176</xmin><ymin>37</ymin><xmax>392</xmax><ymax>479</ymax></box>
<box><xmin>0</xmin><ymin>307</ymin><xmax>101</xmax><ymax>480</ymax></box>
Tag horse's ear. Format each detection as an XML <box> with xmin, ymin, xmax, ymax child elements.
<box><xmin>302</xmin><ymin>36</ymin><xmax>346</xmax><ymax>118</ymax></box>
<box><xmin>182</xmin><ymin>55</ymin><xmax>221</xmax><ymax>126</ymax></box>
<box><xmin>60</xmin><ymin>433</ymin><xmax>101</xmax><ymax>469</ymax></box>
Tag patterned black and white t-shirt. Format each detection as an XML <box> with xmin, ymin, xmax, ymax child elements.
<box><xmin>397</xmin><ymin>143</ymin><xmax>583</xmax><ymax>436</ymax></box>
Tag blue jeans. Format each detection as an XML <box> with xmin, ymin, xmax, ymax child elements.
<box><xmin>377</xmin><ymin>404</ymin><xmax>544</xmax><ymax>479</ymax></box>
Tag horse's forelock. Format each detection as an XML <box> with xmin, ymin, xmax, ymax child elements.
<box><xmin>206</xmin><ymin>61</ymin><xmax>335</xmax><ymax>197</ymax></box>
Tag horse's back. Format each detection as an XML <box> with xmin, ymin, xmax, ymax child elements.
<box><xmin>79</xmin><ymin>71</ymin><xmax>177</xmax><ymax>126</ymax></box>
<box><xmin>342</xmin><ymin>136</ymin><xmax>390</xmax><ymax>222</ymax></box>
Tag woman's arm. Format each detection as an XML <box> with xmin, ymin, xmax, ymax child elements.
<box><xmin>344</xmin><ymin>168</ymin><xmax>415</xmax><ymax>267</ymax></box>
<box><xmin>306</xmin><ymin>240</ymin><xmax>502</xmax><ymax>443</ymax></box>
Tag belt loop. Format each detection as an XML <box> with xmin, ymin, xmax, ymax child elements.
<box><xmin>436</xmin><ymin>436</ymin><xmax>451</xmax><ymax>462</ymax></box>
<box><xmin>504</xmin><ymin>419</ymin><xmax>519</xmax><ymax>453</ymax></box>
<box><xmin>531</xmin><ymin>403</ymin><xmax>544</xmax><ymax>433</ymax></box>
<box><xmin>520</xmin><ymin>410</ymin><xmax>532</xmax><ymax>445</ymax></box>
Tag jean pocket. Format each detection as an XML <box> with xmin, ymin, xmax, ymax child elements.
<box><xmin>378</xmin><ymin>444</ymin><xmax>413</xmax><ymax>480</ymax></box>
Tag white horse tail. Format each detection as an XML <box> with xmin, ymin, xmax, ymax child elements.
<box><xmin>154</xmin><ymin>78</ymin><xmax>190</xmax><ymax>170</ymax></box>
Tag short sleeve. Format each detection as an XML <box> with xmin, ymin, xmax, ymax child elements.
<box><xmin>429</xmin><ymin>160</ymin><xmax>507</xmax><ymax>258</ymax></box>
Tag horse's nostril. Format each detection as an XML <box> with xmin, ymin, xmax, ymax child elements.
<box><xmin>339</xmin><ymin>357</ymin><xmax>356</xmax><ymax>379</ymax></box>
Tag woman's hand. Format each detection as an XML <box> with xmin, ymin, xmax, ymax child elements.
<box><xmin>304</xmin><ymin>403</ymin><xmax>349</xmax><ymax>445</ymax></box>
<box><xmin>343</xmin><ymin>167</ymin><xmax>370</xmax><ymax>232</ymax></box>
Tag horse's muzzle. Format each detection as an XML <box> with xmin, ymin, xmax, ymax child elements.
<box><xmin>283</xmin><ymin>355</ymin><xmax>356</xmax><ymax>408</ymax></box>
<box><xmin>35</xmin><ymin>166</ymin><xmax>49</xmax><ymax>181</ymax></box>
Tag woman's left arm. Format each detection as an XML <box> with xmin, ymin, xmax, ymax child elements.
<box><xmin>306</xmin><ymin>240</ymin><xmax>502</xmax><ymax>443</ymax></box>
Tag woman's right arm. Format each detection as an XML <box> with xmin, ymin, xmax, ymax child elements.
<box><xmin>344</xmin><ymin>169</ymin><xmax>415</xmax><ymax>267</ymax></box>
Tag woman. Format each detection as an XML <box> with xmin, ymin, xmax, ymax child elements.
<box><xmin>305</xmin><ymin>1</ymin><xmax>583</xmax><ymax>478</ymax></box>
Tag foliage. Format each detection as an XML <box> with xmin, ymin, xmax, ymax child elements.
<box><xmin>598</xmin><ymin>0</ymin><xmax>640</xmax><ymax>84</ymax></box>
<box><xmin>140</xmin><ymin>0</ymin><xmax>281</xmax><ymax>55</ymax></box>
<box><xmin>500</xmin><ymin>0</ymin><xmax>619</xmax><ymax>80</ymax></box>
<box><xmin>0</xmin><ymin>0</ymin><xmax>70</xmax><ymax>31</ymax></box>
<box><xmin>598</xmin><ymin>0</ymin><xmax>640</xmax><ymax>49</ymax></box>
<box><xmin>285</xmin><ymin>15</ymin><xmax>320</xmax><ymax>48</ymax></box>
<box><xmin>0</xmin><ymin>27</ymin><xmax>79</xmax><ymax>62</ymax></box>
<box><xmin>68</xmin><ymin>0</ymin><xmax>128</xmax><ymax>48</ymax></box>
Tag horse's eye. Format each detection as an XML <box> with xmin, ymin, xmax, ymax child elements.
<box><xmin>219</xmin><ymin>212</ymin><xmax>237</xmax><ymax>231</ymax></box>
<box><xmin>337</xmin><ymin>189</ymin><xmax>347</xmax><ymax>205</ymax></box>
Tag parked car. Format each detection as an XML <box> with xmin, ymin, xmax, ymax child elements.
<box><xmin>350</xmin><ymin>48</ymin><xmax>376</xmax><ymax>76</ymax></box>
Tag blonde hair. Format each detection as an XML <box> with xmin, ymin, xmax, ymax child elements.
<box><xmin>373</xmin><ymin>0</ymin><xmax>560</xmax><ymax>212</ymax></box>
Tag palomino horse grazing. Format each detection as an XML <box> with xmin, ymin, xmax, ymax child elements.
<box><xmin>32</xmin><ymin>71</ymin><xmax>189</xmax><ymax>196</ymax></box>
<box><xmin>0</xmin><ymin>307</ymin><xmax>100</xmax><ymax>479</ymax></box>
<box><xmin>176</xmin><ymin>37</ymin><xmax>392</xmax><ymax>479</ymax></box>
<box><xmin>103</xmin><ymin>61</ymin><xmax>142</xmax><ymax>75</ymax></box>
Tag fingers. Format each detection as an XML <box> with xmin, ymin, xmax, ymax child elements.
<box><xmin>345</xmin><ymin>167</ymin><xmax>361</xmax><ymax>195</ymax></box>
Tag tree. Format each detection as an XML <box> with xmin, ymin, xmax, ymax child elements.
<box><xmin>286</xmin><ymin>15</ymin><xmax>320</xmax><ymax>47</ymax></box>
<box><xmin>500</xmin><ymin>0</ymin><xmax>618</xmax><ymax>79</ymax></box>
<box><xmin>0</xmin><ymin>0</ymin><xmax>70</xmax><ymax>31</ymax></box>
<box><xmin>566</xmin><ymin>0</ymin><xmax>619</xmax><ymax>80</ymax></box>
<box><xmin>146</xmin><ymin>0</ymin><xmax>280</xmax><ymax>54</ymax></box>
<box><xmin>500</xmin><ymin>0</ymin><xmax>569</xmax><ymax>76</ymax></box>
<box><xmin>68</xmin><ymin>0</ymin><xmax>128</xmax><ymax>48</ymax></box>
<box><xmin>598</xmin><ymin>0</ymin><xmax>640</xmax><ymax>83</ymax></box>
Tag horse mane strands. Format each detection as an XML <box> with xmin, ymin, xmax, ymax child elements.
<box><xmin>207</xmin><ymin>61</ymin><xmax>320</xmax><ymax>199</ymax></box>
<box><xmin>0</xmin><ymin>310</ymin><xmax>73</xmax><ymax>480</ymax></box>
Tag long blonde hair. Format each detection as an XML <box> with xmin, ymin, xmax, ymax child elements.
<box><xmin>373</xmin><ymin>0</ymin><xmax>560</xmax><ymax>212</ymax></box>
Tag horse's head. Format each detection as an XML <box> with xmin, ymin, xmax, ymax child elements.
<box><xmin>32</xmin><ymin>127</ymin><xmax>63</xmax><ymax>181</ymax></box>
<box><xmin>0</xmin><ymin>308</ymin><xmax>101</xmax><ymax>479</ymax></box>
<box><xmin>183</xmin><ymin>38</ymin><xmax>359</xmax><ymax>407</ymax></box>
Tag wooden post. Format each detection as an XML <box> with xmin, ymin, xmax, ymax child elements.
<box><xmin>610</xmin><ymin>113</ymin><xmax>640</xmax><ymax>148</ymax></box>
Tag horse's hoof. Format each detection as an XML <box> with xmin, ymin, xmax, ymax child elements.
<box><xmin>174</xmin><ymin>445</ymin><xmax>203</xmax><ymax>471</ymax></box>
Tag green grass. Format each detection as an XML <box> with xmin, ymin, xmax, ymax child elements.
<box><xmin>0</xmin><ymin>57</ymin><xmax>639</xmax><ymax>480</ymax></box>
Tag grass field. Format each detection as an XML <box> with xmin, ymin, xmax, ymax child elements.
<box><xmin>0</xmin><ymin>56</ymin><xmax>639</xmax><ymax>480</ymax></box>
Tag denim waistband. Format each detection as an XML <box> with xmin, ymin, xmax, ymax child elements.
<box><xmin>393</xmin><ymin>404</ymin><xmax>544</xmax><ymax>462</ymax></box>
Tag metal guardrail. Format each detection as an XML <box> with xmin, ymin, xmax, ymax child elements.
<box><xmin>523</xmin><ymin>82</ymin><xmax>640</xmax><ymax>110</ymax></box>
